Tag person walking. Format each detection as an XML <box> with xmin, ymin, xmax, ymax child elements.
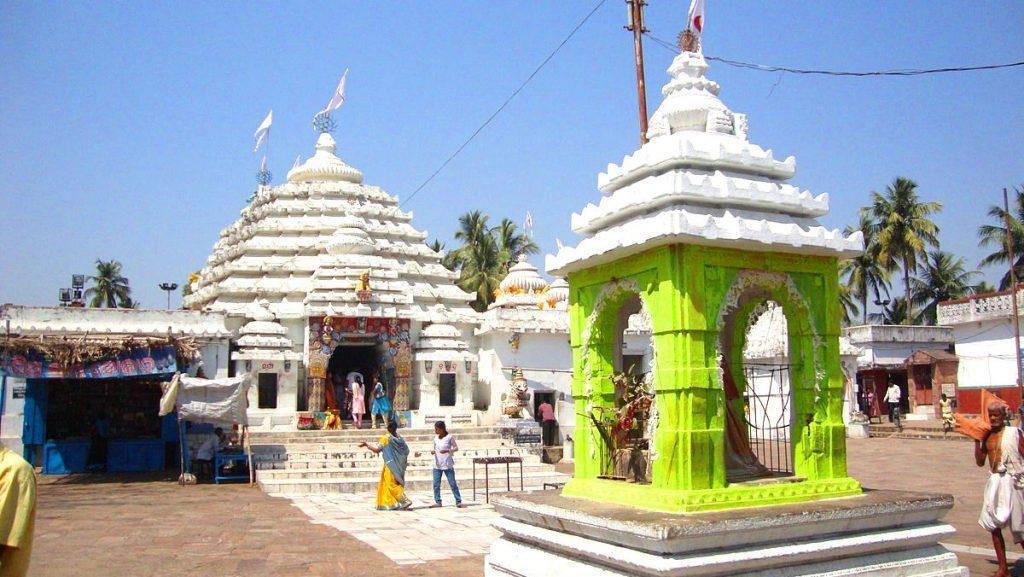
<box><xmin>430</xmin><ymin>421</ymin><xmax>465</xmax><ymax>508</ymax></box>
<box><xmin>360</xmin><ymin>420</ymin><xmax>412</xmax><ymax>511</ymax></box>
<box><xmin>883</xmin><ymin>383</ymin><xmax>901</xmax><ymax>424</ymax></box>
<box><xmin>370</xmin><ymin>376</ymin><xmax>392</xmax><ymax>429</ymax></box>
<box><xmin>538</xmin><ymin>400</ymin><xmax>558</xmax><ymax>447</ymax></box>
<box><xmin>351</xmin><ymin>376</ymin><xmax>366</xmax><ymax>429</ymax></box>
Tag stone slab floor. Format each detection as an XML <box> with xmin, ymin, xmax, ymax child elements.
<box><xmin>30</xmin><ymin>438</ymin><xmax>1024</xmax><ymax>576</ymax></box>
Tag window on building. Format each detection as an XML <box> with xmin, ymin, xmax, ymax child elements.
<box><xmin>439</xmin><ymin>373</ymin><xmax>456</xmax><ymax>407</ymax></box>
<box><xmin>258</xmin><ymin>373</ymin><xmax>278</xmax><ymax>409</ymax></box>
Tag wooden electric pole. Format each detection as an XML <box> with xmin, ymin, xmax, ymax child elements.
<box><xmin>625</xmin><ymin>0</ymin><xmax>649</xmax><ymax>146</ymax></box>
<box><xmin>1004</xmin><ymin>187</ymin><xmax>1024</xmax><ymax>401</ymax></box>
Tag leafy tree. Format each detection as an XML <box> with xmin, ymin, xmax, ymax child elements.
<box><xmin>977</xmin><ymin>185</ymin><xmax>1024</xmax><ymax>289</ymax></box>
<box><xmin>840</xmin><ymin>210</ymin><xmax>890</xmax><ymax>325</ymax></box>
<box><xmin>838</xmin><ymin>282</ymin><xmax>859</xmax><ymax>326</ymax></box>
<box><xmin>910</xmin><ymin>250</ymin><xmax>979</xmax><ymax>325</ymax></box>
<box><xmin>870</xmin><ymin>177</ymin><xmax>942</xmax><ymax>325</ymax></box>
<box><xmin>974</xmin><ymin>280</ymin><xmax>997</xmax><ymax>295</ymax></box>
<box><xmin>492</xmin><ymin>218</ymin><xmax>539</xmax><ymax>271</ymax></box>
<box><xmin>85</xmin><ymin>259</ymin><xmax>132</xmax><ymax>308</ymax></box>
<box><xmin>868</xmin><ymin>299</ymin><xmax>911</xmax><ymax>326</ymax></box>
<box><xmin>427</xmin><ymin>239</ymin><xmax>460</xmax><ymax>271</ymax></box>
<box><xmin>456</xmin><ymin>234</ymin><xmax>503</xmax><ymax>312</ymax></box>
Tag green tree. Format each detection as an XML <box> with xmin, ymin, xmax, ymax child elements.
<box><xmin>85</xmin><ymin>259</ymin><xmax>132</xmax><ymax>308</ymax></box>
<box><xmin>427</xmin><ymin>239</ymin><xmax>460</xmax><ymax>271</ymax></box>
<box><xmin>910</xmin><ymin>250</ymin><xmax>980</xmax><ymax>325</ymax></box>
<box><xmin>870</xmin><ymin>177</ymin><xmax>942</xmax><ymax>325</ymax></box>
<box><xmin>974</xmin><ymin>280</ymin><xmax>997</xmax><ymax>294</ymax></box>
<box><xmin>838</xmin><ymin>283</ymin><xmax>859</xmax><ymax>326</ymax></box>
<box><xmin>492</xmin><ymin>218</ymin><xmax>539</xmax><ymax>271</ymax></box>
<box><xmin>840</xmin><ymin>210</ymin><xmax>890</xmax><ymax>325</ymax></box>
<box><xmin>456</xmin><ymin>234</ymin><xmax>503</xmax><ymax>312</ymax></box>
<box><xmin>868</xmin><ymin>299</ymin><xmax>911</xmax><ymax>325</ymax></box>
<box><xmin>977</xmin><ymin>185</ymin><xmax>1024</xmax><ymax>289</ymax></box>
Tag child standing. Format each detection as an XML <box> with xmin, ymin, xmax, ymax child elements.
<box><xmin>430</xmin><ymin>421</ymin><xmax>465</xmax><ymax>508</ymax></box>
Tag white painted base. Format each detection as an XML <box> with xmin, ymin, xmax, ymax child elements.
<box><xmin>485</xmin><ymin>519</ymin><xmax>967</xmax><ymax>577</ymax></box>
<box><xmin>847</xmin><ymin>423</ymin><xmax>870</xmax><ymax>438</ymax></box>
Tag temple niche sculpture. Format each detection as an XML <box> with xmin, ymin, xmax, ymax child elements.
<box><xmin>484</xmin><ymin>17</ymin><xmax>967</xmax><ymax>577</ymax></box>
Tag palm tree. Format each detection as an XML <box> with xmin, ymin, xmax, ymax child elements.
<box><xmin>910</xmin><ymin>250</ymin><xmax>980</xmax><ymax>325</ymax></box>
<box><xmin>449</xmin><ymin>210</ymin><xmax>490</xmax><ymax>271</ymax></box>
<box><xmin>838</xmin><ymin>282</ymin><xmax>859</xmax><ymax>326</ymax></box>
<box><xmin>840</xmin><ymin>210</ymin><xmax>890</xmax><ymax>325</ymax></box>
<box><xmin>870</xmin><ymin>177</ymin><xmax>942</xmax><ymax>325</ymax></box>
<box><xmin>868</xmin><ymin>299</ymin><xmax>911</xmax><ymax>325</ymax></box>
<box><xmin>85</xmin><ymin>259</ymin><xmax>132</xmax><ymax>308</ymax></box>
<box><xmin>977</xmin><ymin>185</ymin><xmax>1024</xmax><ymax>289</ymax></box>
<box><xmin>492</xmin><ymin>218</ymin><xmax>539</xmax><ymax>272</ymax></box>
<box><xmin>428</xmin><ymin>239</ymin><xmax>460</xmax><ymax>271</ymax></box>
<box><xmin>974</xmin><ymin>280</ymin><xmax>997</xmax><ymax>295</ymax></box>
<box><xmin>456</xmin><ymin>234</ymin><xmax>503</xmax><ymax>311</ymax></box>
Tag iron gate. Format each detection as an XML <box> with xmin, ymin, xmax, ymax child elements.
<box><xmin>742</xmin><ymin>363</ymin><xmax>794</xmax><ymax>475</ymax></box>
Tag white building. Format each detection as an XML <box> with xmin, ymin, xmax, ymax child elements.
<box><xmin>938</xmin><ymin>288</ymin><xmax>1023</xmax><ymax>412</ymax></box>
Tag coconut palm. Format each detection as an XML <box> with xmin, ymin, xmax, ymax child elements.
<box><xmin>456</xmin><ymin>234</ymin><xmax>503</xmax><ymax>311</ymax></box>
<box><xmin>428</xmin><ymin>239</ymin><xmax>460</xmax><ymax>271</ymax></box>
<box><xmin>85</xmin><ymin>259</ymin><xmax>132</xmax><ymax>308</ymax></box>
<box><xmin>910</xmin><ymin>250</ymin><xmax>980</xmax><ymax>325</ymax></box>
<box><xmin>840</xmin><ymin>210</ymin><xmax>891</xmax><ymax>325</ymax></box>
<box><xmin>977</xmin><ymin>185</ymin><xmax>1024</xmax><ymax>289</ymax></box>
<box><xmin>974</xmin><ymin>280</ymin><xmax>997</xmax><ymax>295</ymax></box>
<box><xmin>492</xmin><ymin>218</ymin><xmax>539</xmax><ymax>272</ymax></box>
<box><xmin>870</xmin><ymin>177</ymin><xmax>942</xmax><ymax>325</ymax></box>
<box><xmin>838</xmin><ymin>282</ymin><xmax>859</xmax><ymax>326</ymax></box>
<box><xmin>868</xmin><ymin>299</ymin><xmax>911</xmax><ymax>326</ymax></box>
<box><xmin>449</xmin><ymin>211</ymin><xmax>490</xmax><ymax>270</ymax></box>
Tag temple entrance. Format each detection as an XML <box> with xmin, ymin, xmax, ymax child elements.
<box><xmin>326</xmin><ymin>342</ymin><xmax>384</xmax><ymax>419</ymax></box>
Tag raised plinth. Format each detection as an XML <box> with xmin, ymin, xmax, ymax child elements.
<box><xmin>485</xmin><ymin>489</ymin><xmax>967</xmax><ymax>577</ymax></box>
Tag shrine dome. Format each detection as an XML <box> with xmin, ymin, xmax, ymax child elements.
<box><xmin>492</xmin><ymin>255</ymin><xmax>548</xmax><ymax>309</ymax></box>
<box><xmin>286</xmin><ymin>133</ymin><xmax>363</xmax><ymax>184</ymax></box>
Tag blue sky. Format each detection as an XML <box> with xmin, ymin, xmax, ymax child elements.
<box><xmin>1</xmin><ymin>1</ymin><xmax>1022</xmax><ymax>310</ymax></box>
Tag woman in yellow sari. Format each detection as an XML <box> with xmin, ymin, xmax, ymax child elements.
<box><xmin>360</xmin><ymin>420</ymin><xmax>412</xmax><ymax>510</ymax></box>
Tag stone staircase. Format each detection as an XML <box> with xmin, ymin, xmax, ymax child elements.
<box><xmin>250</xmin><ymin>426</ymin><xmax>571</xmax><ymax>496</ymax></box>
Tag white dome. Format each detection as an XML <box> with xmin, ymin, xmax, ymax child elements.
<box><xmin>287</xmin><ymin>133</ymin><xmax>364</xmax><ymax>184</ymax></box>
<box><xmin>499</xmin><ymin>255</ymin><xmax>548</xmax><ymax>293</ymax></box>
<box><xmin>547</xmin><ymin>278</ymin><xmax>569</xmax><ymax>303</ymax></box>
<box><xmin>325</xmin><ymin>226</ymin><xmax>374</xmax><ymax>255</ymax></box>
<box><xmin>647</xmin><ymin>51</ymin><xmax>736</xmax><ymax>140</ymax></box>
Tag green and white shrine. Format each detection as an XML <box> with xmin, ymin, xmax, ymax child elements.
<box><xmin>485</xmin><ymin>27</ymin><xmax>968</xmax><ymax>577</ymax></box>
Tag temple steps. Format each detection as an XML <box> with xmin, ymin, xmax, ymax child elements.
<box><xmin>258</xmin><ymin>470</ymin><xmax>570</xmax><ymax>496</ymax></box>
<box><xmin>250</xmin><ymin>425</ymin><xmax>570</xmax><ymax>496</ymax></box>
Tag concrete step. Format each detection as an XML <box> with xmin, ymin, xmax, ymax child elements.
<box><xmin>255</xmin><ymin>453</ymin><xmax>541</xmax><ymax>471</ymax></box>
<box><xmin>250</xmin><ymin>440</ymin><xmax>518</xmax><ymax>453</ymax></box>
<box><xmin>258</xmin><ymin>471</ymin><xmax>571</xmax><ymax>495</ymax></box>
<box><xmin>252</xmin><ymin>446</ymin><xmax>525</xmax><ymax>461</ymax></box>
<box><xmin>248</xmin><ymin>427</ymin><xmax>505</xmax><ymax>443</ymax></box>
<box><xmin>257</xmin><ymin>462</ymin><xmax>557</xmax><ymax>480</ymax></box>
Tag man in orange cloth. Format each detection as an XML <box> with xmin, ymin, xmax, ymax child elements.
<box><xmin>971</xmin><ymin>401</ymin><xmax>1024</xmax><ymax>577</ymax></box>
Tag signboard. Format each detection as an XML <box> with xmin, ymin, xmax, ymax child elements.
<box><xmin>514</xmin><ymin>431</ymin><xmax>542</xmax><ymax>445</ymax></box>
<box><xmin>11</xmin><ymin>385</ymin><xmax>25</xmax><ymax>399</ymax></box>
<box><xmin>2</xmin><ymin>345</ymin><xmax>177</xmax><ymax>379</ymax></box>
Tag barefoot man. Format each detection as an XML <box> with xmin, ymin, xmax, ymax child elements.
<box><xmin>976</xmin><ymin>402</ymin><xmax>1024</xmax><ymax>577</ymax></box>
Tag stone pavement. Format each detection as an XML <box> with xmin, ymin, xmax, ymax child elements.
<box><xmin>29</xmin><ymin>437</ymin><xmax>1024</xmax><ymax>576</ymax></box>
<box><xmin>287</xmin><ymin>492</ymin><xmax>499</xmax><ymax>565</ymax></box>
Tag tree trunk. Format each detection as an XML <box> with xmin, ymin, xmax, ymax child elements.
<box><xmin>903</xmin><ymin>255</ymin><xmax>913</xmax><ymax>325</ymax></box>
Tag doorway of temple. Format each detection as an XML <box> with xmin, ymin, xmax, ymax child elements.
<box><xmin>327</xmin><ymin>342</ymin><xmax>384</xmax><ymax>421</ymax></box>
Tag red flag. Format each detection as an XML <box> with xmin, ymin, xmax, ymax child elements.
<box><xmin>688</xmin><ymin>0</ymin><xmax>705</xmax><ymax>34</ymax></box>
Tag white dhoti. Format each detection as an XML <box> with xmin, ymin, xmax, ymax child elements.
<box><xmin>979</xmin><ymin>471</ymin><xmax>1024</xmax><ymax>542</ymax></box>
<box><xmin>979</xmin><ymin>427</ymin><xmax>1024</xmax><ymax>542</ymax></box>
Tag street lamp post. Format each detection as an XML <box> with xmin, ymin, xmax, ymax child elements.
<box><xmin>158</xmin><ymin>283</ymin><xmax>179</xmax><ymax>310</ymax></box>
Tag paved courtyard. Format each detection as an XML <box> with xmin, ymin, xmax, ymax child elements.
<box><xmin>30</xmin><ymin>437</ymin><xmax>1024</xmax><ymax>576</ymax></box>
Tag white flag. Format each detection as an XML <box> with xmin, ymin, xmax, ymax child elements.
<box><xmin>253</xmin><ymin>109</ymin><xmax>273</xmax><ymax>153</ymax></box>
<box><xmin>524</xmin><ymin>211</ymin><xmax>534</xmax><ymax>233</ymax></box>
<box><xmin>292</xmin><ymin>155</ymin><xmax>302</xmax><ymax>170</ymax></box>
<box><xmin>260</xmin><ymin>155</ymin><xmax>267</xmax><ymax>172</ymax></box>
<box><xmin>687</xmin><ymin>0</ymin><xmax>705</xmax><ymax>36</ymax></box>
<box><xmin>319</xmin><ymin>69</ymin><xmax>349</xmax><ymax>116</ymax></box>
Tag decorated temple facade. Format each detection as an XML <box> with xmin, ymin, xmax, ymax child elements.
<box><xmin>184</xmin><ymin>132</ymin><xmax>479</xmax><ymax>429</ymax></box>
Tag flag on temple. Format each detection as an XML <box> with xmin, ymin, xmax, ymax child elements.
<box><xmin>292</xmin><ymin>155</ymin><xmax>302</xmax><ymax>170</ymax></box>
<box><xmin>260</xmin><ymin>155</ymin><xmax>267</xmax><ymax>172</ymax></box>
<box><xmin>524</xmin><ymin>211</ymin><xmax>534</xmax><ymax>234</ymax></box>
<box><xmin>319</xmin><ymin>69</ymin><xmax>349</xmax><ymax>116</ymax></box>
<box><xmin>688</xmin><ymin>0</ymin><xmax>705</xmax><ymax>35</ymax></box>
<box><xmin>253</xmin><ymin>110</ymin><xmax>273</xmax><ymax>153</ymax></box>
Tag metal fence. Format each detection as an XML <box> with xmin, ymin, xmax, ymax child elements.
<box><xmin>742</xmin><ymin>363</ymin><xmax>794</xmax><ymax>475</ymax></box>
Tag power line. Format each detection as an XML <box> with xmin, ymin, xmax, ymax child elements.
<box><xmin>401</xmin><ymin>0</ymin><xmax>609</xmax><ymax>208</ymax></box>
<box><xmin>645</xmin><ymin>32</ymin><xmax>1024</xmax><ymax>77</ymax></box>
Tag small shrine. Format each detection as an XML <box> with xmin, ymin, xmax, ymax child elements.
<box><xmin>545</xmin><ymin>42</ymin><xmax>862</xmax><ymax>513</ymax></box>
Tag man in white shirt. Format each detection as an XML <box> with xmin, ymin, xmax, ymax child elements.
<box><xmin>883</xmin><ymin>384</ymin><xmax>902</xmax><ymax>423</ymax></box>
<box><xmin>194</xmin><ymin>428</ymin><xmax>226</xmax><ymax>480</ymax></box>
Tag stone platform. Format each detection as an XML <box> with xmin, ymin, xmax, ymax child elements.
<box><xmin>485</xmin><ymin>489</ymin><xmax>968</xmax><ymax>576</ymax></box>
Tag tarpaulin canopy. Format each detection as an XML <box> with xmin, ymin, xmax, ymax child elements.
<box><xmin>159</xmin><ymin>373</ymin><xmax>251</xmax><ymax>426</ymax></box>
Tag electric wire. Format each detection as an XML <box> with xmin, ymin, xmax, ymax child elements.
<box><xmin>400</xmin><ymin>0</ymin><xmax>608</xmax><ymax>208</ymax></box>
<box><xmin>645</xmin><ymin>32</ymin><xmax>1024</xmax><ymax>77</ymax></box>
